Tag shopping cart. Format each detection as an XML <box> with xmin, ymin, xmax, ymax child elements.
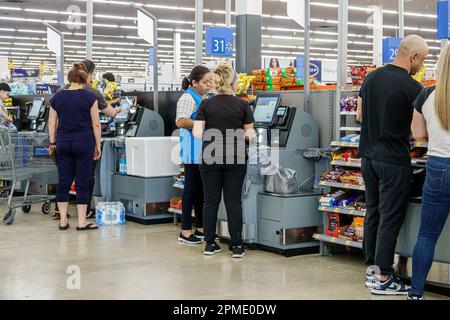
<box><xmin>0</xmin><ymin>127</ymin><xmax>56</xmax><ymax>225</ymax></box>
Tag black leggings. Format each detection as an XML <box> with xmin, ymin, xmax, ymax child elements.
<box><xmin>181</xmin><ymin>164</ymin><xmax>204</xmax><ymax>231</ymax></box>
<box><xmin>200</xmin><ymin>164</ymin><xmax>247</xmax><ymax>246</ymax></box>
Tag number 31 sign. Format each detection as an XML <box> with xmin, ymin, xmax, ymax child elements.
<box><xmin>205</xmin><ymin>27</ymin><xmax>234</xmax><ymax>57</ymax></box>
<box><xmin>382</xmin><ymin>37</ymin><xmax>402</xmax><ymax>64</ymax></box>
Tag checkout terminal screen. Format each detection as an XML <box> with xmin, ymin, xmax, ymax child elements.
<box><xmin>29</xmin><ymin>99</ymin><xmax>44</xmax><ymax>119</ymax></box>
<box><xmin>253</xmin><ymin>96</ymin><xmax>279</xmax><ymax>123</ymax></box>
<box><xmin>115</xmin><ymin>97</ymin><xmax>135</xmax><ymax>121</ymax></box>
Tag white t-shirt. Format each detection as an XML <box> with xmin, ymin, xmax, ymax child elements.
<box><xmin>413</xmin><ymin>86</ymin><xmax>450</xmax><ymax>158</ymax></box>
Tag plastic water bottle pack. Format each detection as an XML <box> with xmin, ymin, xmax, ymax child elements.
<box><xmin>96</xmin><ymin>202</ymin><xmax>126</xmax><ymax>226</ymax></box>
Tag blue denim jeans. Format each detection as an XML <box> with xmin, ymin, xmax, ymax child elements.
<box><xmin>411</xmin><ymin>156</ymin><xmax>450</xmax><ymax>296</ymax></box>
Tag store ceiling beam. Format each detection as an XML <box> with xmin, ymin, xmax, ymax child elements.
<box><xmin>86</xmin><ymin>0</ymin><xmax>93</xmax><ymax>60</ymax></box>
<box><xmin>195</xmin><ymin>0</ymin><xmax>203</xmax><ymax>66</ymax></box>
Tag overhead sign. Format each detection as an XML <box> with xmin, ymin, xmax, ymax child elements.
<box><xmin>287</xmin><ymin>0</ymin><xmax>305</xmax><ymax>29</ymax></box>
<box><xmin>11</xmin><ymin>69</ymin><xmax>39</xmax><ymax>79</ymax></box>
<box><xmin>296</xmin><ymin>56</ymin><xmax>322</xmax><ymax>82</ymax></box>
<box><xmin>382</xmin><ymin>37</ymin><xmax>402</xmax><ymax>64</ymax></box>
<box><xmin>137</xmin><ymin>9</ymin><xmax>154</xmax><ymax>45</ymax></box>
<box><xmin>46</xmin><ymin>26</ymin><xmax>62</xmax><ymax>55</ymax></box>
<box><xmin>205</xmin><ymin>27</ymin><xmax>234</xmax><ymax>57</ymax></box>
<box><xmin>437</xmin><ymin>0</ymin><xmax>449</xmax><ymax>39</ymax></box>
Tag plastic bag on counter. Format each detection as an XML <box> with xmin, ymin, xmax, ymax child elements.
<box><xmin>265</xmin><ymin>167</ymin><xmax>298</xmax><ymax>194</ymax></box>
<box><xmin>96</xmin><ymin>202</ymin><xmax>126</xmax><ymax>226</ymax></box>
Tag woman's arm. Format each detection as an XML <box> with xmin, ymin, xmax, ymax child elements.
<box><xmin>193</xmin><ymin>121</ymin><xmax>205</xmax><ymax>140</ymax></box>
<box><xmin>176</xmin><ymin>118</ymin><xmax>195</xmax><ymax>129</ymax></box>
<box><xmin>48</xmin><ymin>107</ymin><xmax>58</xmax><ymax>144</ymax></box>
<box><xmin>411</xmin><ymin>109</ymin><xmax>428</xmax><ymax>141</ymax></box>
<box><xmin>356</xmin><ymin>97</ymin><xmax>363</xmax><ymax>123</ymax></box>
<box><xmin>244</xmin><ymin>123</ymin><xmax>255</xmax><ymax>142</ymax></box>
<box><xmin>102</xmin><ymin>104</ymin><xmax>121</xmax><ymax>118</ymax></box>
<box><xmin>90</xmin><ymin>101</ymin><xmax>102</xmax><ymax>160</ymax></box>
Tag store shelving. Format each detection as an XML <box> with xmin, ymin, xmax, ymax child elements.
<box><xmin>319</xmin><ymin>181</ymin><xmax>365</xmax><ymax>191</ymax></box>
<box><xmin>330</xmin><ymin>160</ymin><xmax>361</xmax><ymax>168</ymax></box>
<box><xmin>340</xmin><ymin>111</ymin><xmax>358</xmax><ymax>116</ymax></box>
<box><xmin>340</xmin><ymin>127</ymin><xmax>361</xmax><ymax>132</ymax></box>
<box><xmin>318</xmin><ymin>206</ymin><xmax>366</xmax><ymax>217</ymax></box>
<box><xmin>330</xmin><ymin>141</ymin><xmax>359</xmax><ymax>148</ymax></box>
<box><xmin>313</xmin><ymin>233</ymin><xmax>363</xmax><ymax>249</ymax></box>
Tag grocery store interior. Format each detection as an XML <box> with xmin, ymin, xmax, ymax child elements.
<box><xmin>0</xmin><ymin>0</ymin><xmax>449</xmax><ymax>301</ymax></box>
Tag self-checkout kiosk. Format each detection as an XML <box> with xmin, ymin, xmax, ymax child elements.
<box><xmin>96</xmin><ymin>96</ymin><xmax>181</xmax><ymax>225</ymax></box>
<box><xmin>27</xmin><ymin>97</ymin><xmax>49</xmax><ymax>133</ymax></box>
<box><xmin>217</xmin><ymin>93</ymin><xmax>322</xmax><ymax>255</ymax></box>
<box><xmin>26</xmin><ymin>97</ymin><xmax>58</xmax><ymax>197</ymax></box>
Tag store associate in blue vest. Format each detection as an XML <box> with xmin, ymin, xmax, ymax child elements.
<box><xmin>176</xmin><ymin>66</ymin><xmax>212</xmax><ymax>244</ymax></box>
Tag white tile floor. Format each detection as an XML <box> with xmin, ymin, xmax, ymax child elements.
<box><xmin>0</xmin><ymin>205</ymin><xmax>448</xmax><ymax>300</ymax></box>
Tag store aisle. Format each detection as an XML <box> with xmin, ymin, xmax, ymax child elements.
<box><xmin>0</xmin><ymin>205</ymin><xmax>447</xmax><ymax>300</ymax></box>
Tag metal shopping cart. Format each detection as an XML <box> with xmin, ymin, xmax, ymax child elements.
<box><xmin>0</xmin><ymin>127</ymin><xmax>56</xmax><ymax>225</ymax></box>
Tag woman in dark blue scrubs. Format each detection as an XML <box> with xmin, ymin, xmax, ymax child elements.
<box><xmin>48</xmin><ymin>63</ymin><xmax>102</xmax><ymax>231</ymax></box>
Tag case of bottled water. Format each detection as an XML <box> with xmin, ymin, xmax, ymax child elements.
<box><xmin>96</xmin><ymin>202</ymin><xmax>126</xmax><ymax>226</ymax></box>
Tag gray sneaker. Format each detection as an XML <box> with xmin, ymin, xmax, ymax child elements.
<box><xmin>371</xmin><ymin>276</ymin><xmax>410</xmax><ymax>296</ymax></box>
<box><xmin>365</xmin><ymin>273</ymin><xmax>378</xmax><ymax>288</ymax></box>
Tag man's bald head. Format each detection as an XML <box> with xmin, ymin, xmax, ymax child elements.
<box><xmin>394</xmin><ymin>35</ymin><xmax>429</xmax><ymax>75</ymax></box>
<box><xmin>397</xmin><ymin>35</ymin><xmax>429</xmax><ymax>57</ymax></box>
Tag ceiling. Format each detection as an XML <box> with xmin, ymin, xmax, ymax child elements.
<box><xmin>0</xmin><ymin>0</ymin><xmax>442</xmax><ymax>80</ymax></box>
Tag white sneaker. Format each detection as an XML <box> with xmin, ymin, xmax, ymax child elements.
<box><xmin>365</xmin><ymin>273</ymin><xmax>378</xmax><ymax>288</ymax></box>
<box><xmin>371</xmin><ymin>276</ymin><xmax>411</xmax><ymax>296</ymax></box>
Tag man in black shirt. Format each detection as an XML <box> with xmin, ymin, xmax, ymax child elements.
<box><xmin>357</xmin><ymin>35</ymin><xmax>428</xmax><ymax>295</ymax></box>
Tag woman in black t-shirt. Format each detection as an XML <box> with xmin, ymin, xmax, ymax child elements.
<box><xmin>193</xmin><ymin>62</ymin><xmax>255</xmax><ymax>258</ymax></box>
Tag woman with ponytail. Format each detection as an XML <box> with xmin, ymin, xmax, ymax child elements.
<box><xmin>176</xmin><ymin>66</ymin><xmax>211</xmax><ymax>244</ymax></box>
<box><xmin>48</xmin><ymin>63</ymin><xmax>101</xmax><ymax>231</ymax></box>
<box><xmin>193</xmin><ymin>62</ymin><xmax>255</xmax><ymax>258</ymax></box>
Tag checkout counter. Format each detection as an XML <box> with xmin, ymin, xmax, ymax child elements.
<box><xmin>217</xmin><ymin>93</ymin><xmax>322</xmax><ymax>256</ymax></box>
<box><xmin>96</xmin><ymin>96</ymin><xmax>181</xmax><ymax>225</ymax></box>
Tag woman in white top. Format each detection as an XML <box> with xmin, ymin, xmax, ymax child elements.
<box><xmin>410</xmin><ymin>44</ymin><xmax>450</xmax><ymax>300</ymax></box>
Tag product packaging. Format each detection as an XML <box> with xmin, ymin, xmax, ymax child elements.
<box><xmin>96</xmin><ymin>202</ymin><xmax>126</xmax><ymax>226</ymax></box>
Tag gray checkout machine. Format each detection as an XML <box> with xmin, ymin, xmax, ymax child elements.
<box><xmin>27</xmin><ymin>97</ymin><xmax>49</xmax><ymax>133</ymax></box>
<box><xmin>27</xmin><ymin>97</ymin><xmax>58</xmax><ymax>197</ymax></box>
<box><xmin>217</xmin><ymin>93</ymin><xmax>323</xmax><ymax>256</ymax></box>
<box><xmin>97</xmin><ymin>96</ymin><xmax>181</xmax><ymax>225</ymax></box>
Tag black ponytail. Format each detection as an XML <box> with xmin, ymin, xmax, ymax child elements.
<box><xmin>181</xmin><ymin>77</ymin><xmax>190</xmax><ymax>90</ymax></box>
<box><xmin>182</xmin><ymin>66</ymin><xmax>210</xmax><ymax>91</ymax></box>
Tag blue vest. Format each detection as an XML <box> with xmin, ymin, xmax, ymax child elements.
<box><xmin>180</xmin><ymin>88</ymin><xmax>206</xmax><ymax>164</ymax></box>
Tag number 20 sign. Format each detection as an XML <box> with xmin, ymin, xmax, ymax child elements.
<box><xmin>205</xmin><ymin>27</ymin><xmax>234</xmax><ymax>57</ymax></box>
<box><xmin>382</xmin><ymin>37</ymin><xmax>402</xmax><ymax>64</ymax></box>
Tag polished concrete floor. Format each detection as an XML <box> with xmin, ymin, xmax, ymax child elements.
<box><xmin>0</xmin><ymin>205</ymin><xmax>448</xmax><ymax>300</ymax></box>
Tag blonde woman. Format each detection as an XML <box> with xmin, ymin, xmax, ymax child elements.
<box><xmin>409</xmin><ymin>44</ymin><xmax>450</xmax><ymax>300</ymax></box>
<box><xmin>193</xmin><ymin>62</ymin><xmax>255</xmax><ymax>258</ymax></box>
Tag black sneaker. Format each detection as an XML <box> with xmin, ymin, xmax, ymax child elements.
<box><xmin>86</xmin><ymin>208</ymin><xmax>96</xmax><ymax>219</ymax></box>
<box><xmin>232</xmin><ymin>245</ymin><xmax>245</xmax><ymax>258</ymax></box>
<box><xmin>204</xmin><ymin>242</ymin><xmax>222</xmax><ymax>255</ymax></box>
<box><xmin>178</xmin><ymin>232</ymin><xmax>202</xmax><ymax>244</ymax></box>
<box><xmin>371</xmin><ymin>276</ymin><xmax>410</xmax><ymax>296</ymax></box>
<box><xmin>407</xmin><ymin>292</ymin><xmax>424</xmax><ymax>301</ymax></box>
<box><xmin>193</xmin><ymin>229</ymin><xmax>204</xmax><ymax>239</ymax></box>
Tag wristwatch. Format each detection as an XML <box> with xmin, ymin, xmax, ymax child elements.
<box><xmin>50</xmin><ymin>142</ymin><xmax>56</xmax><ymax>146</ymax></box>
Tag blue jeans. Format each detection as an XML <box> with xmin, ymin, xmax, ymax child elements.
<box><xmin>411</xmin><ymin>156</ymin><xmax>450</xmax><ymax>296</ymax></box>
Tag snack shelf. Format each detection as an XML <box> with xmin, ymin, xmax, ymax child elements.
<box><xmin>414</xmin><ymin>141</ymin><xmax>428</xmax><ymax>148</ymax></box>
<box><xmin>318</xmin><ymin>206</ymin><xmax>366</xmax><ymax>217</ymax></box>
<box><xmin>320</xmin><ymin>181</ymin><xmax>365</xmax><ymax>191</ymax></box>
<box><xmin>340</xmin><ymin>111</ymin><xmax>358</xmax><ymax>116</ymax></box>
<box><xmin>340</xmin><ymin>127</ymin><xmax>361</xmax><ymax>132</ymax></box>
<box><xmin>330</xmin><ymin>141</ymin><xmax>359</xmax><ymax>148</ymax></box>
<box><xmin>313</xmin><ymin>233</ymin><xmax>363</xmax><ymax>249</ymax></box>
<box><xmin>173</xmin><ymin>183</ymin><xmax>184</xmax><ymax>190</ymax></box>
<box><xmin>168</xmin><ymin>207</ymin><xmax>182</xmax><ymax>215</ymax></box>
<box><xmin>330</xmin><ymin>160</ymin><xmax>361</xmax><ymax>168</ymax></box>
